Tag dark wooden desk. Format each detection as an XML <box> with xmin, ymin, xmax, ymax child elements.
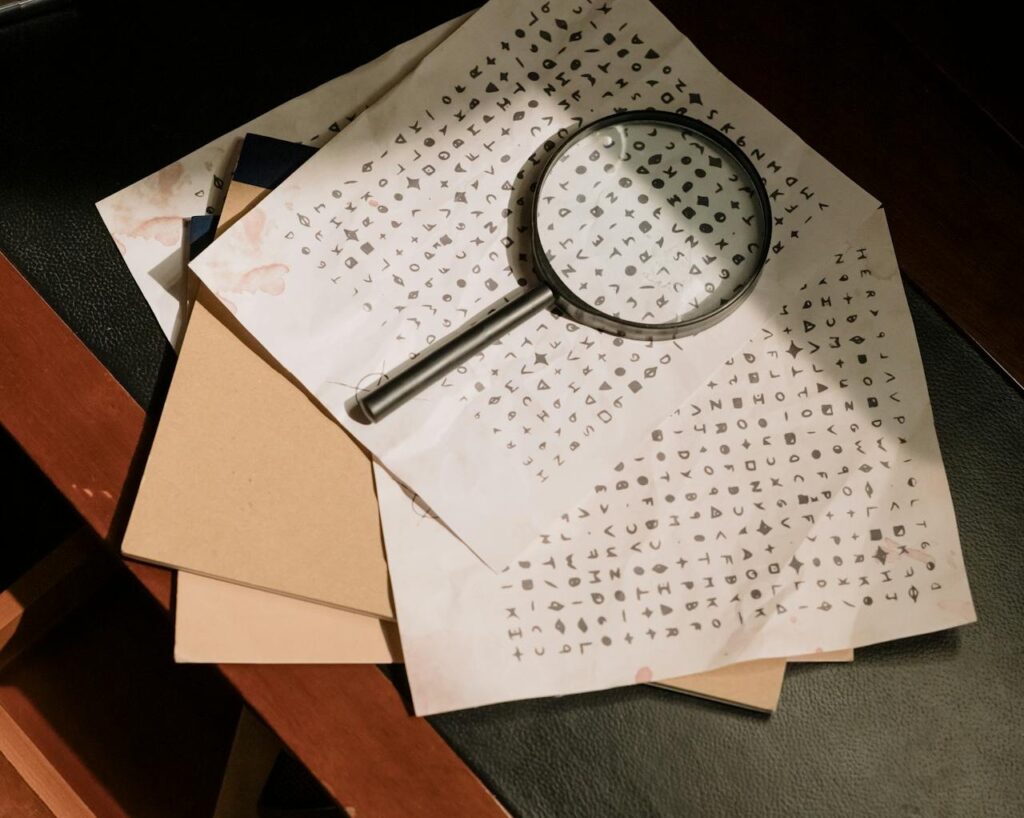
<box><xmin>2</xmin><ymin>2</ymin><xmax>1023</xmax><ymax>816</ymax></box>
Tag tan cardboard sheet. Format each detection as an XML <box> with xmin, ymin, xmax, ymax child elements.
<box><xmin>175</xmin><ymin>572</ymin><xmax>401</xmax><ymax>664</ymax></box>
<box><xmin>122</xmin><ymin>289</ymin><xmax>394</xmax><ymax>619</ymax></box>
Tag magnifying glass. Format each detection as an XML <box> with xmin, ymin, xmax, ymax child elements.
<box><xmin>356</xmin><ymin>110</ymin><xmax>771</xmax><ymax>423</ymax></box>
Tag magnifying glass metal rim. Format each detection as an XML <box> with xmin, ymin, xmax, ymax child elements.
<box><xmin>530</xmin><ymin>109</ymin><xmax>773</xmax><ymax>341</ymax></box>
<box><xmin>354</xmin><ymin>110</ymin><xmax>773</xmax><ymax>423</ymax></box>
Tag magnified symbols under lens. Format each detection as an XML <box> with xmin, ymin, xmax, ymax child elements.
<box><xmin>356</xmin><ymin>111</ymin><xmax>771</xmax><ymax>423</ymax></box>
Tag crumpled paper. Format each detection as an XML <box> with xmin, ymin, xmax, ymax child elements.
<box><xmin>377</xmin><ymin>210</ymin><xmax>975</xmax><ymax>714</ymax></box>
<box><xmin>189</xmin><ymin>0</ymin><xmax>879</xmax><ymax>569</ymax></box>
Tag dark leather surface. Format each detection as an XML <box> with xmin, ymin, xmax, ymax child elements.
<box><xmin>431</xmin><ymin>287</ymin><xmax>1024</xmax><ymax>817</ymax></box>
<box><xmin>3</xmin><ymin>2</ymin><xmax>1022</xmax><ymax>816</ymax></box>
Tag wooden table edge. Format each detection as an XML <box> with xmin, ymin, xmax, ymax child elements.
<box><xmin>0</xmin><ymin>251</ymin><xmax>507</xmax><ymax>818</ymax></box>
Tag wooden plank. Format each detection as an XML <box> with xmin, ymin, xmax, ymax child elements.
<box><xmin>1</xmin><ymin>424</ymin><xmax>80</xmax><ymax>591</ymax></box>
<box><xmin>125</xmin><ymin>544</ymin><xmax>510</xmax><ymax>818</ymax></box>
<box><xmin>0</xmin><ymin>251</ymin><xmax>505</xmax><ymax>817</ymax></box>
<box><xmin>0</xmin><ymin>528</ymin><xmax>115</xmax><ymax>672</ymax></box>
<box><xmin>0</xmin><ymin>253</ymin><xmax>144</xmax><ymax>539</ymax></box>
<box><xmin>0</xmin><ymin>708</ymin><xmax>89</xmax><ymax>818</ymax></box>
<box><xmin>0</xmin><ymin>744</ymin><xmax>60</xmax><ymax>818</ymax></box>
<box><xmin>0</xmin><ymin>575</ymin><xmax>237</xmax><ymax>818</ymax></box>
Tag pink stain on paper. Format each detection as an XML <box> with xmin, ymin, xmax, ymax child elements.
<box><xmin>129</xmin><ymin>216</ymin><xmax>184</xmax><ymax>246</ymax></box>
<box><xmin>101</xmin><ymin>160</ymin><xmax>191</xmax><ymax>245</ymax></box>
<box><xmin>938</xmin><ymin>599</ymin><xmax>976</xmax><ymax>620</ymax></box>
<box><xmin>902</xmin><ymin>547</ymin><xmax>933</xmax><ymax>565</ymax></box>
<box><xmin>212</xmin><ymin>210</ymin><xmax>289</xmax><ymax>300</ymax></box>
<box><xmin>120</xmin><ymin>163</ymin><xmax>188</xmax><ymax>246</ymax></box>
<box><xmin>634</xmin><ymin>666</ymin><xmax>653</xmax><ymax>683</ymax></box>
<box><xmin>242</xmin><ymin>210</ymin><xmax>268</xmax><ymax>249</ymax></box>
<box><xmin>155</xmin><ymin>162</ymin><xmax>185</xmax><ymax>198</ymax></box>
<box><xmin>232</xmin><ymin>264</ymin><xmax>288</xmax><ymax>296</ymax></box>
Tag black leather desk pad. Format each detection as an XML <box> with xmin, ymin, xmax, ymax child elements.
<box><xmin>3</xmin><ymin>3</ymin><xmax>1021</xmax><ymax>815</ymax></box>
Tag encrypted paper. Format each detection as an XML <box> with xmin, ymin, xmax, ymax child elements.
<box><xmin>190</xmin><ymin>0</ymin><xmax>879</xmax><ymax>568</ymax></box>
<box><xmin>377</xmin><ymin>210</ymin><xmax>976</xmax><ymax>715</ymax></box>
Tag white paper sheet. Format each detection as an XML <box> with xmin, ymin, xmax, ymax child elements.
<box><xmin>190</xmin><ymin>0</ymin><xmax>879</xmax><ymax>569</ymax></box>
<box><xmin>95</xmin><ymin>15</ymin><xmax>470</xmax><ymax>347</ymax></box>
<box><xmin>378</xmin><ymin>210</ymin><xmax>976</xmax><ymax>715</ymax></box>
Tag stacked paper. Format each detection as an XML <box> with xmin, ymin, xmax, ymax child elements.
<box><xmin>101</xmin><ymin>0</ymin><xmax>973</xmax><ymax>716</ymax></box>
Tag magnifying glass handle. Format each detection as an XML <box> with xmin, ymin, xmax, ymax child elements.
<box><xmin>359</xmin><ymin>286</ymin><xmax>556</xmax><ymax>423</ymax></box>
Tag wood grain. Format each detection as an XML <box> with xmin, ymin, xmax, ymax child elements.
<box><xmin>0</xmin><ymin>253</ymin><xmax>144</xmax><ymax>538</ymax></box>
<box><xmin>0</xmin><ymin>707</ymin><xmax>91</xmax><ymax>818</ymax></box>
<box><xmin>0</xmin><ymin>528</ymin><xmax>115</xmax><ymax>672</ymax></box>
<box><xmin>0</xmin><ymin>252</ymin><xmax>505</xmax><ymax>818</ymax></box>
<box><xmin>0</xmin><ymin>750</ymin><xmax>57</xmax><ymax>818</ymax></box>
<box><xmin>0</xmin><ymin>574</ymin><xmax>237</xmax><ymax>818</ymax></box>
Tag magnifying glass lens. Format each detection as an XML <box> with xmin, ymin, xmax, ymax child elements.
<box><xmin>535</xmin><ymin>120</ymin><xmax>767</xmax><ymax>326</ymax></box>
<box><xmin>356</xmin><ymin>113</ymin><xmax>771</xmax><ymax>422</ymax></box>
